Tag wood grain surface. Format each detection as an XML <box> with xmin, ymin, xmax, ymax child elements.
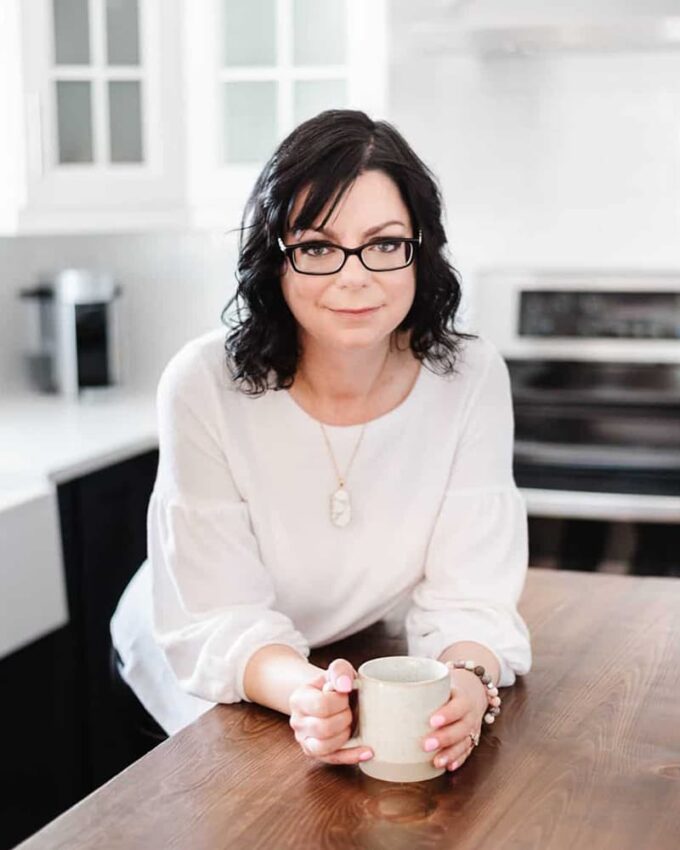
<box><xmin>17</xmin><ymin>568</ymin><xmax>680</xmax><ymax>850</ymax></box>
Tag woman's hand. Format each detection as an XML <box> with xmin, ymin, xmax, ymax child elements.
<box><xmin>288</xmin><ymin>658</ymin><xmax>374</xmax><ymax>765</ymax></box>
<box><xmin>422</xmin><ymin>668</ymin><xmax>489</xmax><ymax>772</ymax></box>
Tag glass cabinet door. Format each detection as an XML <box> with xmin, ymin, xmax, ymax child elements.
<box><xmin>51</xmin><ymin>0</ymin><xmax>145</xmax><ymax>166</ymax></box>
<box><xmin>184</xmin><ymin>0</ymin><xmax>387</xmax><ymax>228</ymax></box>
<box><xmin>11</xmin><ymin>0</ymin><xmax>185</xmax><ymax>233</ymax></box>
<box><xmin>223</xmin><ymin>0</ymin><xmax>276</xmax><ymax>66</ymax></box>
<box><xmin>219</xmin><ymin>0</ymin><xmax>349</xmax><ymax>166</ymax></box>
<box><xmin>292</xmin><ymin>0</ymin><xmax>346</xmax><ymax>66</ymax></box>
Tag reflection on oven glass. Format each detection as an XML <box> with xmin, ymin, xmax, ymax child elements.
<box><xmin>520</xmin><ymin>290</ymin><xmax>680</xmax><ymax>339</ymax></box>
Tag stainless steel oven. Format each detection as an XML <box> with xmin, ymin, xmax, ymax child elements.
<box><xmin>475</xmin><ymin>270</ymin><xmax>680</xmax><ymax>576</ymax></box>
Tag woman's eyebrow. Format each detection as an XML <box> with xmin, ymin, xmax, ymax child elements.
<box><xmin>296</xmin><ymin>220</ymin><xmax>407</xmax><ymax>239</ymax></box>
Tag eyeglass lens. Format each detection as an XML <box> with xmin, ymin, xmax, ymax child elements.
<box><xmin>292</xmin><ymin>240</ymin><xmax>414</xmax><ymax>274</ymax></box>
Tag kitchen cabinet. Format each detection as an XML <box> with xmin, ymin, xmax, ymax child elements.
<box><xmin>184</xmin><ymin>0</ymin><xmax>388</xmax><ymax>228</ymax></box>
<box><xmin>0</xmin><ymin>449</ymin><xmax>159</xmax><ymax>850</ymax></box>
<box><xmin>0</xmin><ymin>0</ymin><xmax>388</xmax><ymax>234</ymax></box>
<box><xmin>56</xmin><ymin>447</ymin><xmax>159</xmax><ymax>789</ymax></box>
<box><xmin>0</xmin><ymin>627</ymin><xmax>85</xmax><ymax>850</ymax></box>
<box><xmin>0</xmin><ymin>0</ymin><xmax>186</xmax><ymax>234</ymax></box>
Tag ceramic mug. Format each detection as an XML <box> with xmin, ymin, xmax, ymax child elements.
<box><xmin>326</xmin><ymin>655</ymin><xmax>452</xmax><ymax>783</ymax></box>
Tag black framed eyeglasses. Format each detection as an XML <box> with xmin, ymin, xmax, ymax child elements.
<box><xmin>277</xmin><ymin>228</ymin><xmax>423</xmax><ymax>275</ymax></box>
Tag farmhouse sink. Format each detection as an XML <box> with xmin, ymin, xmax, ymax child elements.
<box><xmin>0</xmin><ymin>474</ymin><xmax>68</xmax><ymax>659</ymax></box>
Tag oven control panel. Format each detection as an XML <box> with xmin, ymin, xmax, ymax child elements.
<box><xmin>519</xmin><ymin>290</ymin><xmax>680</xmax><ymax>340</ymax></box>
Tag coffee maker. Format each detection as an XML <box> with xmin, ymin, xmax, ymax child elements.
<box><xmin>20</xmin><ymin>269</ymin><xmax>123</xmax><ymax>396</ymax></box>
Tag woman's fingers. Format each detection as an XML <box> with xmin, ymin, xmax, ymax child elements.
<box><xmin>428</xmin><ymin>694</ymin><xmax>467</xmax><ymax>730</ymax></box>
<box><xmin>296</xmin><ymin>728</ymin><xmax>350</xmax><ymax>756</ymax></box>
<box><xmin>318</xmin><ymin>744</ymin><xmax>374</xmax><ymax>766</ymax></box>
<box><xmin>326</xmin><ymin>658</ymin><xmax>357</xmax><ymax>694</ymax></box>
<box><xmin>290</xmin><ymin>706</ymin><xmax>353</xmax><ymax>740</ymax></box>
<box><xmin>422</xmin><ymin>715</ymin><xmax>474</xmax><ymax>753</ymax></box>
<box><xmin>289</xmin><ymin>668</ymin><xmax>370</xmax><ymax>765</ymax></box>
<box><xmin>298</xmin><ymin>729</ymin><xmax>369</xmax><ymax>761</ymax></box>
<box><xmin>433</xmin><ymin>735</ymin><xmax>476</xmax><ymax>772</ymax></box>
<box><xmin>319</xmin><ymin>745</ymin><xmax>374</xmax><ymax>766</ymax></box>
<box><xmin>290</xmin><ymin>682</ymin><xmax>350</xmax><ymax>718</ymax></box>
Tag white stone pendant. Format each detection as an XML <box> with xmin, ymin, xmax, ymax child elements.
<box><xmin>330</xmin><ymin>485</ymin><xmax>351</xmax><ymax>527</ymax></box>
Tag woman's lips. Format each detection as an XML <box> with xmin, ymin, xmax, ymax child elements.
<box><xmin>330</xmin><ymin>306</ymin><xmax>382</xmax><ymax>316</ymax></box>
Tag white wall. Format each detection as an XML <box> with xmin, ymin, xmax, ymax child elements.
<box><xmin>0</xmin><ymin>231</ymin><xmax>238</xmax><ymax>393</ymax></box>
<box><xmin>388</xmin><ymin>0</ymin><xmax>680</xmax><ymax>329</ymax></box>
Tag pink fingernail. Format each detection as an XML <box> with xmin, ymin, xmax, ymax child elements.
<box><xmin>336</xmin><ymin>675</ymin><xmax>352</xmax><ymax>692</ymax></box>
<box><xmin>359</xmin><ymin>751</ymin><xmax>373</xmax><ymax>761</ymax></box>
<box><xmin>449</xmin><ymin>760</ymin><xmax>459</xmax><ymax>771</ymax></box>
<box><xmin>430</xmin><ymin>715</ymin><xmax>445</xmax><ymax>728</ymax></box>
<box><xmin>424</xmin><ymin>738</ymin><xmax>439</xmax><ymax>752</ymax></box>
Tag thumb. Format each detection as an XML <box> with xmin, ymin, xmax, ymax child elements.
<box><xmin>324</xmin><ymin>658</ymin><xmax>357</xmax><ymax>694</ymax></box>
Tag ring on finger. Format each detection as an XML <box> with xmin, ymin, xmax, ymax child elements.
<box><xmin>469</xmin><ymin>730</ymin><xmax>480</xmax><ymax>748</ymax></box>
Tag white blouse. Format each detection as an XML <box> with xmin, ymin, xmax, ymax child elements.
<box><xmin>111</xmin><ymin>328</ymin><xmax>532</xmax><ymax>735</ymax></box>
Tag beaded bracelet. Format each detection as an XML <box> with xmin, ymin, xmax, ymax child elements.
<box><xmin>447</xmin><ymin>659</ymin><xmax>502</xmax><ymax>725</ymax></box>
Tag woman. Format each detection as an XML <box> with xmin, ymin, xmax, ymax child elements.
<box><xmin>111</xmin><ymin>109</ymin><xmax>531</xmax><ymax>774</ymax></box>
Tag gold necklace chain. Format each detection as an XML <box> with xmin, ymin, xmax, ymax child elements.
<box><xmin>319</xmin><ymin>418</ymin><xmax>367</xmax><ymax>488</ymax></box>
<box><xmin>318</xmin><ymin>342</ymin><xmax>391</xmax><ymax>478</ymax></box>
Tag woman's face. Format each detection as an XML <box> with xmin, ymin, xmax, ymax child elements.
<box><xmin>279</xmin><ymin>170</ymin><xmax>417</xmax><ymax>354</ymax></box>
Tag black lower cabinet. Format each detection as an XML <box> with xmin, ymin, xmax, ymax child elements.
<box><xmin>0</xmin><ymin>449</ymin><xmax>159</xmax><ymax>850</ymax></box>
<box><xmin>58</xmin><ymin>448</ymin><xmax>160</xmax><ymax>790</ymax></box>
<box><xmin>0</xmin><ymin>627</ymin><xmax>86</xmax><ymax>850</ymax></box>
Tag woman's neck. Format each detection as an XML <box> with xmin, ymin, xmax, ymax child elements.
<box><xmin>288</xmin><ymin>331</ymin><xmax>419</xmax><ymax>426</ymax></box>
<box><xmin>294</xmin><ymin>339</ymin><xmax>393</xmax><ymax>406</ymax></box>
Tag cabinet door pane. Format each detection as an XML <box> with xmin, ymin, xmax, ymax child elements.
<box><xmin>294</xmin><ymin>79</ymin><xmax>346</xmax><ymax>127</ymax></box>
<box><xmin>106</xmin><ymin>0</ymin><xmax>140</xmax><ymax>66</ymax></box>
<box><xmin>108</xmin><ymin>81</ymin><xmax>143</xmax><ymax>162</ymax></box>
<box><xmin>293</xmin><ymin>0</ymin><xmax>346</xmax><ymax>66</ymax></box>
<box><xmin>222</xmin><ymin>81</ymin><xmax>277</xmax><ymax>163</ymax></box>
<box><xmin>56</xmin><ymin>81</ymin><xmax>94</xmax><ymax>163</ymax></box>
<box><xmin>222</xmin><ymin>0</ymin><xmax>276</xmax><ymax>66</ymax></box>
<box><xmin>53</xmin><ymin>0</ymin><xmax>91</xmax><ymax>65</ymax></box>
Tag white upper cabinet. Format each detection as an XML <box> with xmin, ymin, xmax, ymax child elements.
<box><xmin>184</xmin><ymin>0</ymin><xmax>388</xmax><ymax>229</ymax></box>
<box><xmin>1</xmin><ymin>0</ymin><xmax>185</xmax><ymax>234</ymax></box>
<box><xmin>0</xmin><ymin>0</ymin><xmax>387</xmax><ymax>234</ymax></box>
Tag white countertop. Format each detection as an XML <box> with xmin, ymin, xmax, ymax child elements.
<box><xmin>0</xmin><ymin>387</ymin><xmax>158</xmax><ymax>658</ymax></box>
<box><xmin>0</xmin><ymin>388</ymin><xmax>158</xmax><ymax>493</ymax></box>
<box><xmin>0</xmin><ymin>387</ymin><xmax>158</xmax><ymax>659</ymax></box>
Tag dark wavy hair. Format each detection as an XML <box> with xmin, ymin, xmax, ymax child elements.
<box><xmin>221</xmin><ymin>108</ymin><xmax>477</xmax><ymax>395</ymax></box>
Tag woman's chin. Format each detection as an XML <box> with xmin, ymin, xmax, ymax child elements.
<box><xmin>326</xmin><ymin>330</ymin><xmax>391</xmax><ymax>350</ymax></box>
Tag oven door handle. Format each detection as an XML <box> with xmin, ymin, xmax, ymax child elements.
<box><xmin>514</xmin><ymin>440</ymin><xmax>680</xmax><ymax>470</ymax></box>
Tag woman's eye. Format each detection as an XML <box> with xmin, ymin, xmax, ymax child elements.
<box><xmin>368</xmin><ymin>240</ymin><xmax>399</xmax><ymax>253</ymax></box>
<box><xmin>300</xmin><ymin>244</ymin><xmax>330</xmax><ymax>257</ymax></box>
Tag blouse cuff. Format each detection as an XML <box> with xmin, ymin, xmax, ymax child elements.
<box><xmin>405</xmin><ymin>608</ymin><xmax>531</xmax><ymax>689</ymax></box>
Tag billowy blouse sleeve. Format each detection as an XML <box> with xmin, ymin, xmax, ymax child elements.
<box><xmin>148</xmin><ymin>348</ymin><xmax>309</xmax><ymax>704</ymax></box>
<box><xmin>405</xmin><ymin>342</ymin><xmax>532</xmax><ymax>687</ymax></box>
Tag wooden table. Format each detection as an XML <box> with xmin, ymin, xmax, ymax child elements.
<box><xmin>18</xmin><ymin>568</ymin><xmax>680</xmax><ymax>850</ymax></box>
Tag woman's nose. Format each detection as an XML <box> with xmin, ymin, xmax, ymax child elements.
<box><xmin>336</xmin><ymin>252</ymin><xmax>372</xmax><ymax>285</ymax></box>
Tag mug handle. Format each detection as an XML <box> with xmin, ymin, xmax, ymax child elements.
<box><xmin>322</xmin><ymin>679</ymin><xmax>362</xmax><ymax>749</ymax></box>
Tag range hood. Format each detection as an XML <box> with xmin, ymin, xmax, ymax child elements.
<box><xmin>412</xmin><ymin>0</ymin><xmax>680</xmax><ymax>55</ymax></box>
